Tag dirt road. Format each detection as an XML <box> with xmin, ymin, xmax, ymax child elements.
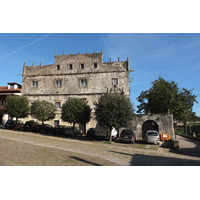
<box><xmin>0</xmin><ymin>129</ymin><xmax>200</xmax><ymax>166</ymax></box>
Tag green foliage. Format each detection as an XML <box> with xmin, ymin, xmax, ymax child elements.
<box><xmin>61</xmin><ymin>98</ymin><xmax>91</xmax><ymax>126</ymax></box>
<box><xmin>175</xmin><ymin>126</ymin><xmax>185</xmax><ymax>135</ymax></box>
<box><xmin>6</xmin><ymin>95</ymin><xmax>30</xmax><ymax>120</ymax></box>
<box><xmin>191</xmin><ymin>115</ymin><xmax>200</xmax><ymax>123</ymax></box>
<box><xmin>31</xmin><ymin>100</ymin><xmax>56</xmax><ymax>124</ymax></box>
<box><xmin>174</xmin><ymin>88</ymin><xmax>198</xmax><ymax>123</ymax></box>
<box><xmin>137</xmin><ymin>77</ymin><xmax>179</xmax><ymax>114</ymax></box>
<box><xmin>137</xmin><ymin>77</ymin><xmax>197</xmax><ymax>123</ymax></box>
<box><xmin>95</xmin><ymin>93</ymin><xmax>134</xmax><ymax>129</ymax></box>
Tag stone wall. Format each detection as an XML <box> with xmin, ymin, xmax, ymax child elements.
<box><xmin>131</xmin><ymin>113</ymin><xmax>174</xmax><ymax>140</ymax></box>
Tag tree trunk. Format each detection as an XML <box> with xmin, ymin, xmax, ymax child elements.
<box><xmin>109</xmin><ymin>127</ymin><xmax>112</xmax><ymax>142</ymax></box>
<box><xmin>184</xmin><ymin>121</ymin><xmax>187</xmax><ymax>135</ymax></box>
<box><xmin>109</xmin><ymin>134</ymin><xmax>112</xmax><ymax>142</ymax></box>
<box><xmin>73</xmin><ymin>122</ymin><xmax>76</xmax><ymax>136</ymax></box>
<box><xmin>42</xmin><ymin>121</ymin><xmax>44</xmax><ymax>134</ymax></box>
<box><xmin>189</xmin><ymin>122</ymin><xmax>192</xmax><ymax>136</ymax></box>
<box><xmin>83</xmin><ymin>124</ymin><xmax>86</xmax><ymax>135</ymax></box>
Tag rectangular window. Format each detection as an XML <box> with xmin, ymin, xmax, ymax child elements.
<box><xmin>69</xmin><ymin>64</ymin><xmax>73</xmax><ymax>70</ymax></box>
<box><xmin>81</xmin><ymin>79</ymin><xmax>87</xmax><ymax>87</ymax></box>
<box><xmin>57</xmin><ymin>65</ymin><xmax>60</xmax><ymax>70</ymax></box>
<box><xmin>10</xmin><ymin>85</ymin><xmax>14</xmax><ymax>89</ymax></box>
<box><xmin>55</xmin><ymin>80</ymin><xmax>62</xmax><ymax>88</ymax></box>
<box><xmin>94</xmin><ymin>63</ymin><xmax>98</xmax><ymax>68</ymax></box>
<box><xmin>80</xmin><ymin>64</ymin><xmax>85</xmax><ymax>69</ymax></box>
<box><xmin>32</xmin><ymin>81</ymin><xmax>38</xmax><ymax>88</ymax></box>
<box><xmin>55</xmin><ymin>102</ymin><xmax>61</xmax><ymax>108</ymax></box>
<box><xmin>112</xmin><ymin>78</ymin><xmax>118</xmax><ymax>86</ymax></box>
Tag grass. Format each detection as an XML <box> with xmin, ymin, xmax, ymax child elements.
<box><xmin>104</xmin><ymin>141</ymin><xmax>112</xmax><ymax>144</ymax></box>
<box><xmin>134</xmin><ymin>141</ymin><xmax>159</xmax><ymax>150</ymax></box>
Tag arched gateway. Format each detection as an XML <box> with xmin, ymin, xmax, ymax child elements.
<box><xmin>142</xmin><ymin>120</ymin><xmax>159</xmax><ymax>139</ymax></box>
<box><xmin>131</xmin><ymin>113</ymin><xmax>174</xmax><ymax>140</ymax></box>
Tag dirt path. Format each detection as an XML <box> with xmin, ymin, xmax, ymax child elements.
<box><xmin>1</xmin><ymin>129</ymin><xmax>200</xmax><ymax>166</ymax></box>
<box><xmin>174</xmin><ymin>134</ymin><xmax>200</xmax><ymax>158</ymax></box>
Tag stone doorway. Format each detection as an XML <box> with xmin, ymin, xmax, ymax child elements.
<box><xmin>142</xmin><ymin>120</ymin><xmax>159</xmax><ymax>139</ymax></box>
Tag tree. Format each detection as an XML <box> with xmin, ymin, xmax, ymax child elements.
<box><xmin>61</xmin><ymin>98</ymin><xmax>91</xmax><ymax>129</ymax></box>
<box><xmin>137</xmin><ymin>77</ymin><xmax>198</xmax><ymax>128</ymax></box>
<box><xmin>95</xmin><ymin>93</ymin><xmax>134</xmax><ymax>141</ymax></box>
<box><xmin>6</xmin><ymin>95</ymin><xmax>30</xmax><ymax>121</ymax></box>
<box><xmin>190</xmin><ymin>113</ymin><xmax>200</xmax><ymax>123</ymax></box>
<box><xmin>175</xmin><ymin>88</ymin><xmax>198</xmax><ymax>132</ymax></box>
<box><xmin>137</xmin><ymin>77</ymin><xmax>179</xmax><ymax>114</ymax></box>
<box><xmin>31</xmin><ymin>100</ymin><xmax>56</xmax><ymax>125</ymax></box>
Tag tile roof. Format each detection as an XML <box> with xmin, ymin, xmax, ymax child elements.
<box><xmin>0</xmin><ymin>86</ymin><xmax>21</xmax><ymax>93</ymax></box>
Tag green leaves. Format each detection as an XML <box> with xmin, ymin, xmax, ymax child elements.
<box><xmin>6</xmin><ymin>95</ymin><xmax>30</xmax><ymax>120</ymax></box>
<box><xmin>95</xmin><ymin>94</ymin><xmax>134</xmax><ymax>129</ymax></box>
<box><xmin>31</xmin><ymin>100</ymin><xmax>56</xmax><ymax>123</ymax></box>
<box><xmin>174</xmin><ymin>88</ymin><xmax>197</xmax><ymax>122</ymax></box>
<box><xmin>61</xmin><ymin>98</ymin><xmax>91</xmax><ymax>126</ymax></box>
<box><xmin>137</xmin><ymin>77</ymin><xmax>198</xmax><ymax>122</ymax></box>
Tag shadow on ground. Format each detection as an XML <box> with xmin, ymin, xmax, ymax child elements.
<box><xmin>131</xmin><ymin>153</ymin><xmax>200</xmax><ymax>166</ymax></box>
<box><xmin>70</xmin><ymin>156</ymin><xmax>102</xmax><ymax>166</ymax></box>
<box><xmin>107</xmin><ymin>150</ymin><xmax>133</xmax><ymax>156</ymax></box>
<box><xmin>107</xmin><ymin>150</ymin><xmax>200</xmax><ymax>166</ymax></box>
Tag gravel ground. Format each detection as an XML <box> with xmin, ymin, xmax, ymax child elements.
<box><xmin>1</xmin><ymin>129</ymin><xmax>200</xmax><ymax>166</ymax></box>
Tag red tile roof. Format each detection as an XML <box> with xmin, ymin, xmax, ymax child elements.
<box><xmin>0</xmin><ymin>86</ymin><xmax>21</xmax><ymax>93</ymax></box>
<box><xmin>0</xmin><ymin>86</ymin><xmax>8</xmax><ymax>90</ymax></box>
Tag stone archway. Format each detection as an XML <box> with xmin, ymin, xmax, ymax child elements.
<box><xmin>142</xmin><ymin>120</ymin><xmax>159</xmax><ymax>139</ymax></box>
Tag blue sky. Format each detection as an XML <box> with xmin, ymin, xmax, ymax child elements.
<box><xmin>0</xmin><ymin>33</ymin><xmax>199</xmax><ymax>116</ymax></box>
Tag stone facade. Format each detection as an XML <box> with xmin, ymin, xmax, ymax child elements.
<box><xmin>21</xmin><ymin>52</ymin><xmax>131</xmax><ymax>129</ymax></box>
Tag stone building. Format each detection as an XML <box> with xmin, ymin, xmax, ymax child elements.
<box><xmin>21</xmin><ymin>51</ymin><xmax>131</xmax><ymax>130</ymax></box>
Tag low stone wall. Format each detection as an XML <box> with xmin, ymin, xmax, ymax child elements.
<box><xmin>170</xmin><ymin>139</ymin><xmax>180</xmax><ymax>150</ymax></box>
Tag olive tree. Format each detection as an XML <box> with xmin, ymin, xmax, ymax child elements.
<box><xmin>31</xmin><ymin>100</ymin><xmax>56</xmax><ymax>125</ymax></box>
<box><xmin>6</xmin><ymin>95</ymin><xmax>30</xmax><ymax>121</ymax></box>
<box><xmin>61</xmin><ymin>98</ymin><xmax>91</xmax><ymax>131</ymax></box>
<box><xmin>95</xmin><ymin>93</ymin><xmax>134</xmax><ymax>141</ymax></box>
